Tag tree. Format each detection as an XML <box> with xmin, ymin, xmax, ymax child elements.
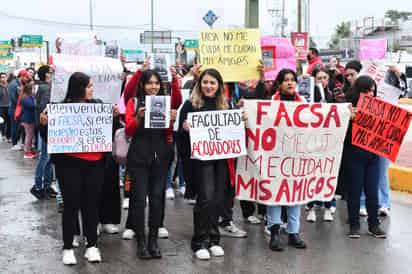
<box><xmin>385</xmin><ymin>10</ymin><xmax>412</xmax><ymax>24</ymax></box>
<box><xmin>328</xmin><ymin>21</ymin><xmax>351</xmax><ymax>49</ymax></box>
<box><xmin>309</xmin><ymin>36</ymin><xmax>317</xmax><ymax>48</ymax></box>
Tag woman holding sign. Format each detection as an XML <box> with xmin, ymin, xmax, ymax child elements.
<box><xmin>344</xmin><ymin>75</ymin><xmax>386</xmax><ymax>239</ymax></box>
<box><xmin>179</xmin><ymin>68</ymin><xmax>232</xmax><ymax>260</ymax></box>
<box><xmin>125</xmin><ymin>66</ymin><xmax>181</xmax><ymax>259</ymax></box>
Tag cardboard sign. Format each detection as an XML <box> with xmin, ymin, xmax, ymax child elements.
<box><xmin>359</xmin><ymin>39</ymin><xmax>387</xmax><ymax>60</ymax></box>
<box><xmin>198</xmin><ymin>28</ymin><xmax>262</xmax><ymax>82</ymax></box>
<box><xmin>360</xmin><ymin>61</ymin><xmax>402</xmax><ymax>104</ymax></box>
<box><xmin>292</xmin><ymin>32</ymin><xmax>308</xmax><ymax>61</ymax></box>
<box><xmin>352</xmin><ymin>94</ymin><xmax>412</xmax><ymax>162</ymax></box>
<box><xmin>173</xmin><ymin>89</ymin><xmax>191</xmax><ymax>131</ymax></box>
<box><xmin>261</xmin><ymin>36</ymin><xmax>296</xmax><ymax>80</ymax></box>
<box><xmin>51</xmin><ymin>54</ymin><xmax>123</xmax><ymax>104</ymax></box>
<box><xmin>148</xmin><ymin>53</ymin><xmax>171</xmax><ymax>82</ymax></box>
<box><xmin>58</xmin><ymin>33</ymin><xmax>102</xmax><ymax>57</ymax></box>
<box><xmin>236</xmin><ymin>100</ymin><xmax>351</xmax><ymax>205</ymax></box>
<box><xmin>188</xmin><ymin>109</ymin><xmax>246</xmax><ymax>160</ymax></box>
<box><xmin>298</xmin><ymin>76</ymin><xmax>314</xmax><ymax>103</ymax></box>
<box><xmin>144</xmin><ymin>96</ymin><xmax>171</xmax><ymax>128</ymax></box>
<box><xmin>47</xmin><ymin>103</ymin><xmax>113</xmax><ymax>154</ymax></box>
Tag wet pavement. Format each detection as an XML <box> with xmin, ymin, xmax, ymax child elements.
<box><xmin>1</xmin><ymin>140</ymin><xmax>412</xmax><ymax>274</ymax></box>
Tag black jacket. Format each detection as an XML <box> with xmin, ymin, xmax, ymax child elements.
<box><xmin>35</xmin><ymin>81</ymin><xmax>51</xmax><ymax>127</ymax></box>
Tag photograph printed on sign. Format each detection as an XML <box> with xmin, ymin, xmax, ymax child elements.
<box><xmin>144</xmin><ymin>96</ymin><xmax>171</xmax><ymax>129</ymax></box>
<box><xmin>297</xmin><ymin>76</ymin><xmax>314</xmax><ymax>103</ymax></box>
<box><xmin>148</xmin><ymin>53</ymin><xmax>171</xmax><ymax>82</ymax></box>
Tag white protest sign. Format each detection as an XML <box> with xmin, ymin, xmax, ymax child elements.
<box><xmin>58</xmin><ymin>32</ymin><xmax>102</xmax><ymax>56</ymax></box>
<box><xmin>236</xmin><ymin>100</ymin><xmax>351</xmax><ymax>206</ymax></box>
<box><xmin>361</xmin><ymin>61</ymin><xmax>402</xmax><ymax>104</ymax></box>
<box><xmin>51</xmin><ymin>54</ymin><xmax>123</xmax><ymax>104</ymax></box>
<box><xmin>47</xmin><ymin>103</ymin><xmax>113</xmax><ymax>154</ymax></box>
<box><xmin>174</xmin><ymin>89</ymin><xmax>191</xmax><ymax>131</ymax></box>
<box><xmin>188</xmin><ymin>109</ymin><xmax>246</xmax><ymax>160</ymax></box>
<box><xmin>148</xmin><ymin>53</ymin><xmax>171</xmax><ymax>82</ymax></box>
<box><xmin>144</xmin><ymin>96</ymin><xmax>171</xmax><ymax>128</ymax></box>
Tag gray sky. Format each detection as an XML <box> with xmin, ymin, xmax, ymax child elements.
<box><xmin>1</xmin><ymin>0</ymin><xmax>412</xmax><ymax>49</ymax></box>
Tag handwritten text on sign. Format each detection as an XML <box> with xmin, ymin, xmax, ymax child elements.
<box><xmin>198</xmin><ymin>29</ymin><xmax>262</xmax><ymax>82</ymax></box>
<box><xmin>352</xmin><ymin>94</ymin><xmax>412</xmax><ymax>162</ymax></box>
<box><xmin>51</xmin><ymin>54</ymin><xmax>123</xmax><ymax>104</ymax></box>
<box><xmin>188</xmin><ymin>110</ymin><xmax>246</xmax><ymax>160</ymax></box>
<box><xmin>47</xmin><ymin>103</ymin><xmax>113</xmax><ymax>154</ymax></box>
<box><xmin>236</xmin><ymin>100</ymin><xmax>351</xmax><ymax>205</ymax></box>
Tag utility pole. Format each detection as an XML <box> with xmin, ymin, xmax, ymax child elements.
<box><xmin>297</xmin><ymin>0</ymin><xmax>302</xmax><ymax>32</ymax></box>
<box><xmin>151</xmin><ymin>0</ymin><xmax>154</xmax><ymax>53</ymax></box>
<box><xmin>245</xmin><ymin>0</ymin><xmax>259</xmax><ymax>28</ymax></box>
<box><xmin>89</xmin><ymin>0</ymin><xmax>93</xmax><ymax>32</ymax></box>
<box><xmin>281</xmin><ymin>0</ymin><xmax>286</xmax><ymax>37</ymax></box>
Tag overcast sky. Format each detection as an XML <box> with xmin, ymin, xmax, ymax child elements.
<box><xmin>1</xmin><ymin>0</ymin><xmax>412</xmax><ymax>49</ymax></box>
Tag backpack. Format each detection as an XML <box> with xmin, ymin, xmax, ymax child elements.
<box><xmin>112</xmin><ymin>98</ymin><xmax>137</xmax><ymax>164</ymax></box>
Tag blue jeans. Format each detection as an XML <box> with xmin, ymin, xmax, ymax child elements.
<box><xmin>9</xmin><ymin>109</ymin><xmax>18</xmax><ymax>145</ymax></box>
<box><xmin>166</xmin><ymin>159</ymin><xmax>185</xmax><ymax>189</ymax></box>
<box><xmin>267</xmin><ymin>205</ymin><xmax>301</xmax><ymax>234</ymax></box>
<box><xmin>34</xmin><ymin>134</ymin><xmax>52</xmax><ymax>190</ymax></box>
<box><xmin>360</xmin><ymin>157</ymin><xmax>391</xmax><ymax>209</ymax></box>
<box><xmin>345</xmin><ymin>145</ymin><xmax>380</xmax><ymax>228</ymax></box>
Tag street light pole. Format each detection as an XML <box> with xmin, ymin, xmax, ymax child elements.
<box><xmin>89</xmin><ymin>0</ymin><xmax>93</xmax><ymax>32</ymax></box>
<box><xmin>151</xmin><ymin>0</ymin><xmax>154</xmax><ymax>53</ymax></box>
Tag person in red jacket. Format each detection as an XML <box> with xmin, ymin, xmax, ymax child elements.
<box><xmin>125</xmin><ymin>65</ymin><xmax>181</xmax><ymax>259</ymax></box>
<box><xmin>306</xmin><ymin>47</ymin><xmax>324</xmax><ymax>75</ymax></box>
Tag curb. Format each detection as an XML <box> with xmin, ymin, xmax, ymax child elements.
<box><xmin>389</xmin><ymin>164</ymin><xmax>412</xmax><ymax>194</ymax></box>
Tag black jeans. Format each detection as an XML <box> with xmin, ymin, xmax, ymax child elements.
<box><xmin>56</xmin><ymin>158</ymin><xmax>104</xmax><ymax>249</ymax></box>
<box><xmin>344</xmin><ymin>145</ymin><xmax>380</xmax><ymax>229</ymax></box>
<box><xmin>99</xmin><ymin>156</ymin><xmax>121</xmax><ymax>225</ymax></box>
<box><xmin>219</xmin><ymin>181</ymin><xmax>234</xmax><ymax>227</ymax></box>
<box><xmin>128</xmin><ymin>161</ymin><xmax>168</xmax><ymax>235</ymax></box>
<box><xmin>240</xmin><ymin>201</ymin><xmax>266</xmax><ymax>219</ymax></box>
<box><xmin>191</xmin><ymin>160</ymin><xmax>227</xmax><ymax>252</ymax></box>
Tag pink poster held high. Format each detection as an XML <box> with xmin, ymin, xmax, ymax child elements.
<box><xmin>359</xmin><ymin>39</ymin><xmax>387</xmax><ymax>60</ymax></box>
<box><xmin>261</xmin><ymin>36</ymin><xmax>296</xmax><ymax>80</ymax></box>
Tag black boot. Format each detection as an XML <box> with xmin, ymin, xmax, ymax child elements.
<box><xmin>288</xmin><ymin>233</ymin><xmax>307</xmax><ymax>249</ymax></box>
<box><xmin>269</xmin><ymin>225</ymin><xmax>284</xmax><ymax>251</ymax></box>
<box><xmin>148</xmin><ymin>230</ymin><xmax>162</xmax><ymax>259</ymax></box>
<box><xmin>136</xmin><ymin>234</ymin><xmax>151</xmax><ymax>259</ymax></box>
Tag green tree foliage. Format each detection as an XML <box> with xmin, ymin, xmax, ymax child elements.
<box><xmin>385</xmin><ymin>10</ymin><xmax>412</xmax><ymax>24</ymax></box>
<box><xmin>329</xmin><ymin>21</ymin><xmax>351</xmax><ymax>49</ymax></box>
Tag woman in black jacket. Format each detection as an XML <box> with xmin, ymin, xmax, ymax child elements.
<box><xmin>179</xmin><ymin>68</ymin><xmax>229</xmax><ymax>260</ymax></box>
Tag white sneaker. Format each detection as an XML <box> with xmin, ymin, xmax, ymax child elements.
<box><xmin>379</xmin><ymin>207</ymin><xmax>390</xmax><ymax>217</ymax></box>
<box><xmin>11</xmin><ymin>144</ymin><xmax>21</xmax><ymax>151</ymax></box>
<box><xmin>330</xmin><ymin>206</ymin><xmax>336</xmax><ymax>214</ymax></box>
<box><xmin>246</xmin><ymin>215</ymin><xmax>262</xmax><ymax>224</ymax></box>
<box><xmin>209</xmin><ymin>245</ymin><xmax>224</xmax><ymax>257</ymax></box>
<box><xmin>158</xmin><ymin>227</ymin><xmax>169</xmax><ymax>238</ymax></box>
<box><xmin>219</xmin><ymin>221</ymin><xmax>247</xmax><ymax>238</ymax></box>
<box><xmin>102</xmin><ymin>224</ymin><xmax>120</xmax><ymax>234</ymax></box>
<box><xmin>72</xmin><ymin>235</ymin><xmax>81</xmax><ymax>248</ymax></box>
<box><xmin>359</xmin><ymin>208</ymin><xmax>368</xmax><ymax>217</ymax></box>
<box><xmin>62</xmin><ymin>249</ymin><xmax>77</xmax><ymax>265</ymax></box>
<box><xmin>166</xmin><ymin>188</ymin><xmax>175</xmax><ymax>200</ymax></box>
<box><xmin>18</xmin><ymin>143</ymin><xmax>24</xmax><ymax>150</ymax></box>
<box><xmin>306</xmin><ymin>209</ymin><xmax>317</xmax><ymax>222</ymax></box>
<box><xmin>323</xmin><ymin>209</ymin><xmax>334</xmax><ymax>222</ymax></box>
<box><xmin>177</xmin><ymin>186</ymin><xmax>186</xmax><ymax>196</ymax></box>
<box><xmin>186</xmin><ymin>199</ymin><xmax>196</xmax><ymax>205</ymax></box>
<box><xmin>264</xmin><ymin>226</ymin><xmax>271</xmax><ymax>236</ymax></box>
<box><xmin>97</xmin><ymin>224</ymin><xmax>101</xmax><ymax>236</ymax></box>
<box><xmin>122</xmin><ymin>198</ymin><xmax>129</xmax><ymax>209</ymax></box>
<box><xmin>195</xmin><ymin>249</ymin><xmax>211</xmax><ymax>260</ymax></box>
<box><xmin>122</xmin><ymin>229</ymin><xmax>135</xmax><ymax>240</ymax></box>
<box><xmin>84</xmin><ymin>247</ymin><xmax>102</xmax><ymax>263</ymax></box>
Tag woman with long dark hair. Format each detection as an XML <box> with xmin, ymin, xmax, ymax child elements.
<box><xmin>125</xmin><ymin>66</ymin><xmax>181</xmax><ymax>259</ymax></box>
<box><xmin>344</xmin><ymin>75</ymin><xmax>386</xmax><ymax>239</ymax></box>
<box><xmin>179</xmin><ymin>68</ymin><xmax>231</xmax><ymax>260</ymax></box>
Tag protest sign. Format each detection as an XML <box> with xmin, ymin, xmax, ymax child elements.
<box><xmin>123</xmin><ymin>49</ymin><xmax>145</xmax><ymax>63</ymax></box>
<box><xmin>148</xmin><ymin>53</ymin><xmax>171</xmax><ymax>82</ymax></box>
<box><xmin>105</xmin><ymin>41</ymin><xmax>119</xmax><ymax>59</ymax></box>
<box><xmin>291</xmin><ymin>32</ymin><xmax>308</xmax><ymax>61</ymax></box>
<box><xmin>58</xmin><ymin>32</ymin><xmax>103</xmax><ymax>56</ymax></box>
<box><xmin>51</xmin><ymin>54</ymin><xmax>123</xmax><ymax>104</ymax></box>
<box><xmin>261</xmin><ymin>36</ymin><xmax>296</xmax><ymax>80</ymax></box>
<box><xmin>188</xmin><ymin>109</ymin><xmax>246</xmax><ymax>160</ymax></box>
<box><xmin>174</xmin><ymin>89</ymin><xmax>191</xmax><ymax>131</ymax></box>
<box><xmin>236</xmin><ymin>100</ymin><xmax>351</xmax><ymax>205</ymax></box>
<box><xmin>360</xmin><ymin>61</ymin><xmax>402</xmax><ymax>104</ymax></box>
<box><xmin>352</xmin><ymin>94</ymin><xmax>412</xmax><ymax>162</ymax></box>
<box><xmin>47</xmin><ymin>103</ymin><xmax>113</xmax><ymax>154</ymax></box>
<box><xmin>198</xmin><ymin>28</ymin><xmax>262</xmax><ymax>82</ymax></box>
<box><xmin>298</xmin><ymin>76</ymin><xmax>314</xmax><ymax>103</ymax></box>
<box><xmin>145</xmin><ymin>96</ymin><xmax>171</xmax><ymax>128</ymax></box>
<box><xmin>359</xmin><ymin>39</ymin><xmax>387</xmax><ymax>60</ymax></box>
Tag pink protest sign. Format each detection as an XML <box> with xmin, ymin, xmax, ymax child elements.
<box><xmin>119</xmin><ymin>93</ymin><xmax>126</xmax><ymax>114</ymax></box>
<box><xmin>261</xmin><ymin>36</ymin><xmax>296</xmax><ymax>80</ymax></box>
<box><xmin>359</xmin><ymin>39</ymin><xmax>387</xmax><ymax>60</ymax></box>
